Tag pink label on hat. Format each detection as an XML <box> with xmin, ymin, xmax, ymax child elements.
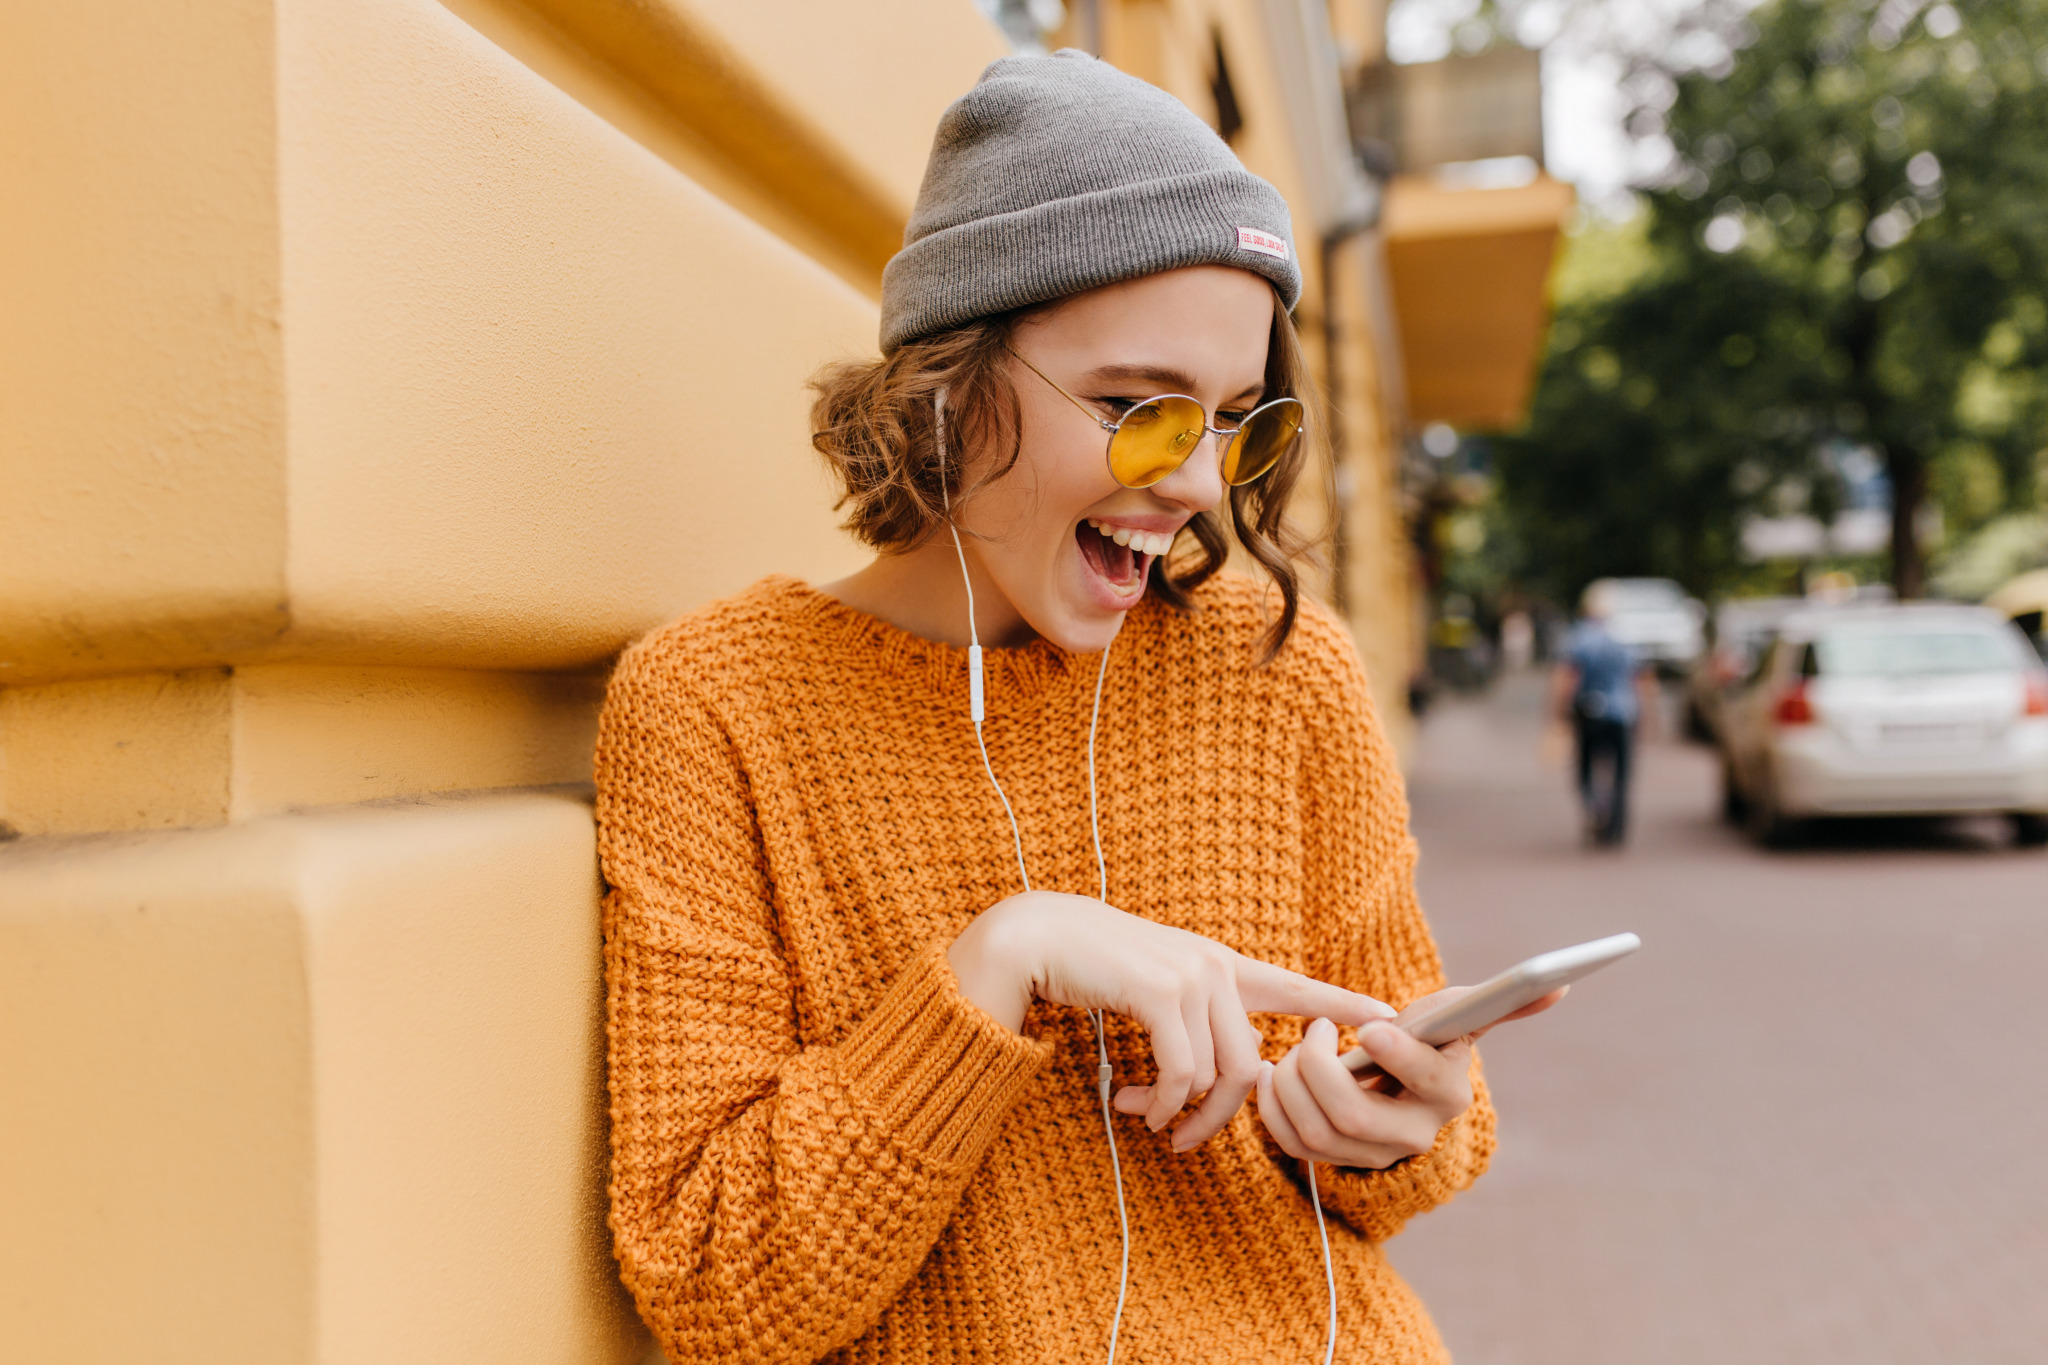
<box><xmin>1237</xmin><ymin>227</ymin><xmax>1289</xmax><ymax>260</ymax></box>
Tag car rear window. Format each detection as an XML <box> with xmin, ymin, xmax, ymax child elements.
<box><xmin>1611</xmin><ymin>580</ymin><xmax>1685</xmax><ymax>609</ymax></box>
<box><xmin>1813</xmin><ymin>627</ymin><xmax>2024</xmax><ymax>677</ymax></box>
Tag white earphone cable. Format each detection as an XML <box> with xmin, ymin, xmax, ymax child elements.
<box><xmin>1083</xmin><ymin>640</ymin><xmax>1129</xmax><ymax>1362</ymax></box>
<box><xmin>939</xmin><ymin>388</ymin><xmax>1128</xmax><ymax>1362</ymax></box>
<box><xmin>940</xmin><ymin>389</ymin><xmax>1031</xmax><ymax>892</ymax></box>
<box><xmin>936</xmin><ymin>390</ymin><xmax>1326</xmax><ymax>1364</ymax></box>
<box><xmin>1310</xmin><ymin>1161</ymin><xmax>1336</xmax><ymax>1365</ymax></box>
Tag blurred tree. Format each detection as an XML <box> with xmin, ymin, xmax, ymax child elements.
<box><xmin>1492</xmin><ymin>0</ymin><xmax>2048</xmax><ymax>603</ymax></box>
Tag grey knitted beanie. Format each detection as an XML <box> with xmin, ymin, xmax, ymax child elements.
<box><xmin>879</xmin><ymin>50</ymin><xmax>1301</xmax><ymax>352</ymax></box>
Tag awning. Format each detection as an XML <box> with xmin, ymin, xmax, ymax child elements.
<box><xmin>1986</xmin><ymin>567</ymin><xmax>2048</xmax><ymax>618</ymax></box>
<box><xmin>1381</xmin><ymin>172</ymin><xmax>1575</xmax><ymax>430</ymax></box>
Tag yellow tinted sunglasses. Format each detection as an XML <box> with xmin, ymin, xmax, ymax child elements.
<box><xmin>1009</xmin><ymin>348</ymin><xmax>1305</xmax><ymax>489</ymax></box>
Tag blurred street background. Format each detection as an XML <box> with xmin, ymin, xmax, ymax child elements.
<box><xmin>10</xmin><ymin>0</ymin><xmax>2048</xmax><ymax>1359</ymax></box>
<box><xmin>1375</xmin><ymin>8</ymin><xmax>2048</xmax><ymax>1352</ymax></box>
<box><xmin>1388</xmin><ymin>670</ymin><xmax>2048</xmax><ymax>1364</ymax></box>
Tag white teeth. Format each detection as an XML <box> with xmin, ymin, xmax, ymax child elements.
<box><xmin>1085</xmin><ymin>522</ymin><xmax>1175</xmax><ymax>556</ymax></box>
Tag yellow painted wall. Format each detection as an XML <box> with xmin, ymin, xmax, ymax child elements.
<box><xmin>0</xmin><ymin>793</ymin><xmax>637</xmax><ymax>1363</ymax></box>
<box><xmin>1</xmin><ymin>0</ymin><xmax>290</xmax><ymax>683</ymax></box>
<box><xmin>1</xmin><ymin>0</ymin><xmax>1001</xmax><ymax>1358</ymax></box>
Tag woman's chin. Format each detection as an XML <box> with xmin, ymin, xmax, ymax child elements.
<box><xmin>1034</xmin><ymin>561</ymin><xmax>1144</xmax><ymax>652</ymax></box>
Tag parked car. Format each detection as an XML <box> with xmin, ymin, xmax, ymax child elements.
<box><xmin>1684</xmin><ymin>596</ymin><xmax>1804</xmax><ymax>742</ymax></box>
<box><xmin>1719</xmin><ymin>603</ymin><xmax>2048</xmax><ymax>846</ymax></box>
<box><xmin>1589</xmin><ymin>577</ymin><xmax>1706</xmax><ymax>674</ymax></box>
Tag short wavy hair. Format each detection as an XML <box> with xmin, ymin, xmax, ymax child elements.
<box><xmin>808</xmin><ymin>287</ymin><xmax>1321</xmax><ymax>660</ymax></box>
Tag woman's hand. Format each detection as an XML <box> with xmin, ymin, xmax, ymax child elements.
<box><xmin>946</xmin><ymin>890</ymin><xmax>1395</xmax><ymax>1151</ymax></box>
<box><xmin>1255</xmin><ymin>985</ymin><xmax>1566</xmax><ymax>1170</ymax></box>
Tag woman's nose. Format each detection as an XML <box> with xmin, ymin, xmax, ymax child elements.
<box><xmin>1149</xmin><ymin>432</ymin><xmax>1227</xmax><ymax>513</ymax></box>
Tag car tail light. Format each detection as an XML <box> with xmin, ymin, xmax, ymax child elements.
<box><xmin>1774</xmin><ymin>679</ymin><xmax>1815</xmax><ymax>725</ymax></box>
<box><xmin>2025</xmin><ymin>673</ymin><xmax>2048</xmax><ymax>717</ymax></box>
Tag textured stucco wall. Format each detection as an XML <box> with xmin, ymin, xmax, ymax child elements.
<box><xmin>0</xmin><ymin>1</ymin><xmax>290</xmax><ymax>680</ymax></box>
<box><xmin>0</xmin><ymin>0</ymin><xmax>998</xmax><ymax>1359</ymax></box>
<box><xmin>0</xmin><ymin>794</ymin><xmax>638</xmax><ymax>1363</ymax></box>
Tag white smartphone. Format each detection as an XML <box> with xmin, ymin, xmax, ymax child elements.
<box><xmin>1339</xmin><ymin>932</ymin><xmax>1641</xmax><ymax>1075</ymax></box>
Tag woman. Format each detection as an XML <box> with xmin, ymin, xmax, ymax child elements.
<box><xmin>597</xmin><ymin>51</ymin><xmax>1544</xmax><ymax>1364</ymax></box>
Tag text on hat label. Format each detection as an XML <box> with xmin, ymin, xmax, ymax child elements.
<box><xmin>1236</xmin><ymin>228</ymin><xmax>1290</xmax><ymax>260</ymax></box>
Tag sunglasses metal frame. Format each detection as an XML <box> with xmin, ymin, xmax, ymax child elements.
<box><xmin>1006</xmin><ymin>347</ymin><xmax>1304</xmax><ymax>489</ymax></box>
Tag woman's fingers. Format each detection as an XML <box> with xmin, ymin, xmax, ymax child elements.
<box><xmin>1355</xmin><ymin>1021</ymin><xmax>1471</xmax><ymax>1122</ymax></box>
<box><xmin>1296</xmin><ymin>1021</ymin><xmax>1437</xmax><ymax>1158</ymax></box>
<box><xmin>1255</xmin><ymin>1059</ymin><xmax>1309</xmax><ymax>1159</ymax></box>
<box><xmin>1110</xmin><ymin>1084</ymin><xmax>1153</xmax><ymax>1115</ymax></box>
<box><xmin>1269</xmin><ymin>1041</ymin><xmax>1350</xmax><ymax>1158</ymax></box>
<box><xmin>1236</xmin><ymin>958</ymin><xmax>1395</xmax><ymax>1027</ymax></box>
<box><xmin>1009</xmin><ymin>900</ymin><xmax>1425</xmax><ymax>1151</ymax></box>
<box><xmin>1132</xmin><ymin>999</ymin><xmax>1198</xmax><ymax>1131</ymax></box>
<box><xmin>1180</xmin><ymin>989</ymin><xmax>1219</xmax><ymax>1099</ymax></box>
<box><xmin>1296</xmin><ymin>1019</ymin><xmax>1393</xmax><ymax>1134</ymax></box>
<box><xmin>1171</xmin><ymin>992</ymin><xmax>1262</xmax><ymax>1151</ymax></box>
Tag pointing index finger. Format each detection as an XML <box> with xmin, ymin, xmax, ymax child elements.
<box><xmin>1235</xmin><ymin>959</ymin><xmax>1395</xmax><ymax>1026</ymax></box>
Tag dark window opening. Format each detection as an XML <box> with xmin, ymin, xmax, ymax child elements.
<box><xmin>1210</xmin><ymin>31</ymin><xmax>1243</xmax><ymax>145</ymax></box>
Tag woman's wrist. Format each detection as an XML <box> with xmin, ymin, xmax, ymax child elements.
<box><xmin>946</xmin><ymin>899</ymin><xmax>1039</xmax><ymax>1033</ymax></box>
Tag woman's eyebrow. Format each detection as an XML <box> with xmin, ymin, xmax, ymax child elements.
<box><xmin>1085</xmin><ymin>363</ymin><xmax>1266</xmax><ymax>403</ymax></box>
<box><xmin>1084</xmin><ymin>362</ymin><xmax>1198</xmax><ymax>392</ymax></box>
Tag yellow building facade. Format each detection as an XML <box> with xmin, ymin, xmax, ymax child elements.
<box><xmin>2</xmin><ymin>2</ymin><xmax>1549</xmax><ymax>1358</ymax></box>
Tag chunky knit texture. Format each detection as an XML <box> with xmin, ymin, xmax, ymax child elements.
<box><xmin>596</xmin><ymin>573</ymin><xmax>1495</xmax><ymax>1365</ymax></box>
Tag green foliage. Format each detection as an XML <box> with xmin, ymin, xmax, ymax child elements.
<box><xmin>1932</xmin><ymin>508</ymin><xmax>2048</xmax><ymax>598</ymax></box>
<box><xmin>1490</xmin><ymin>0</ymin><xmax>2048</xmax><ymax>605</ymax></box>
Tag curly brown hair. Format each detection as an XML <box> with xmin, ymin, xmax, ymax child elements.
<box><xmin>809</xmin><ymin>288</ymin><xmax>1322</xmax><ymax>661</ymax></box>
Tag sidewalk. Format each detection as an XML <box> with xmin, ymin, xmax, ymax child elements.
<box><xmin>1386</xmin><ymin>671</ymin><xmax>2048</xmax><ymax>1365</ymax></box>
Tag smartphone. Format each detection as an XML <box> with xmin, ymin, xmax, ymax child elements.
<box><xmin>1339</xmin><ymin>932</ymin><xmax>1641</xmax><ymax>1075</ymax></box>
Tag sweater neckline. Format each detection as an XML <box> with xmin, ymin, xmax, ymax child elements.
<box><xmin>771</xmin><ymin>575</ymin><xmax>1139</xmax><ymax>709</ymax></box>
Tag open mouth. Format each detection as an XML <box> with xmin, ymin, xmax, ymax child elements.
<box><xmin>1076</xmin><ymin>519</ymin><xmax>1174</xmax><ymax>593</ymax></box>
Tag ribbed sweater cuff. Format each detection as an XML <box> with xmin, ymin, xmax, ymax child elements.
<box><xmin>840</xmin><ymin>942</ymin><xmax>1052</xmax><ymax>1167</ymax></box>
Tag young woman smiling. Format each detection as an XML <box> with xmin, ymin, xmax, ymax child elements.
<box><xmin>596</xmin><ymin>51</ymin><xmax>1551</xmax><ymax>1365</ymax></box>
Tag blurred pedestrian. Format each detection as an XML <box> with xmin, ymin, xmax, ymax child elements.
<box><xmin>1549</xmin><ymin>582</ymin><xmax>1658</xmax><ymax>846</ymax></box>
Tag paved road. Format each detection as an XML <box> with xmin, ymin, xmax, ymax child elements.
<box><xmin>1387</xmin><ymin>671</ymin><xmax>2048</xmax><ymax>1365</ymax></box>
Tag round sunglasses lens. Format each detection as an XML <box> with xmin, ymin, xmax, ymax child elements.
<box><xmin>1108</xmin><ymin>396</ymin><xmax>1207</xmax><ymax>487</ymax></box>
<box><xmin>1221</xmin><ymin>400</ymin><xmax>1304</xmax><ymax>485</ymax></box>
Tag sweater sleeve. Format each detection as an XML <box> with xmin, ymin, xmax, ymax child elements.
<box><xmin>1284</xmin><ymin>609</ymin><xmax>1498</xmax><ymax>1241</ymax></box>
<box><xmin>595</xmin><ymin>639</ymin><xmax>1051</xmax><ymax>1365</ymax></box>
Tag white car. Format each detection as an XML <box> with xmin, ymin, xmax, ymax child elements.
<box><xmin>1684</xmin><ymin>595</ymin><xmax>1804</xmax><ymax>741</ymax></box>
<box><xmin>1591</xmin><ymin>577</ymin><xmax>1706</xmax><ymax>672</ymax></box>
<box><xmin>1720</xmin><ymin>604</ymin><xmax>2048</xmax><ymax>846</ymax></box>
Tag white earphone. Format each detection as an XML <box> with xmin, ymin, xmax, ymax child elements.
<box><xmin>934</xmin><ymin>388</ymin><xmax>1334</xmax><ymax>1365</ymax></box>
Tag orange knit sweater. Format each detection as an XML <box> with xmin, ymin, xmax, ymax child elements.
<box><xmin>596</xmin><ymin>573</ymin><xmax>1495</xmax><ymax>1365</ymax></box>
